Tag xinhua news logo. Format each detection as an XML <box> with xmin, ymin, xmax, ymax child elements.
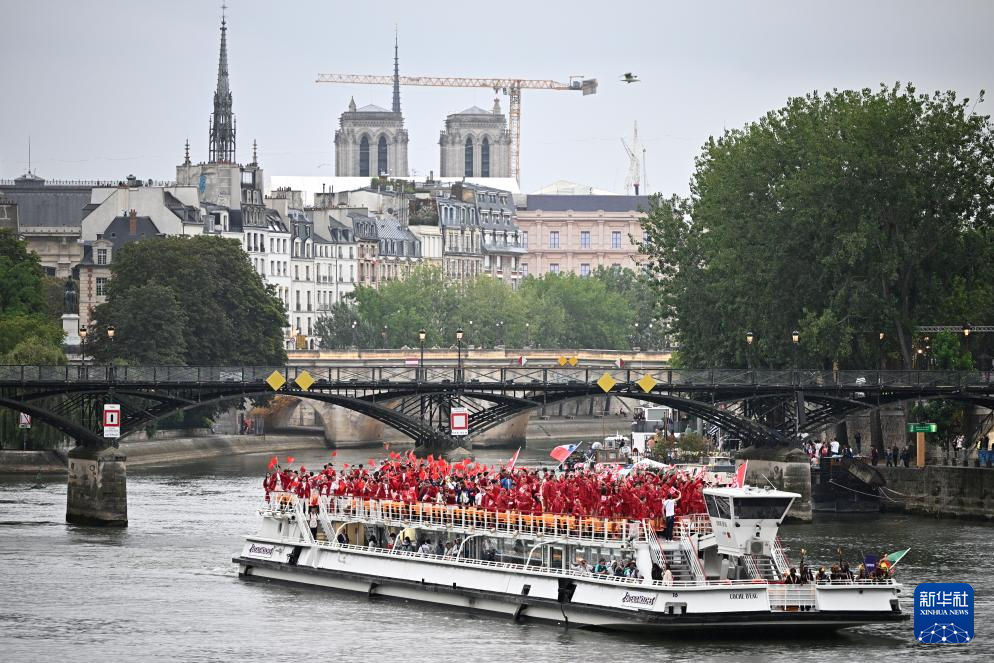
<box><xmin>914</xmin><ymin>583</ymin><xmax>973</xmax><ymax>644</ymax></box>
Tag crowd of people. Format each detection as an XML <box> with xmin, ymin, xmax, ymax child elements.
<box><xmin>803</xmin><ymin>435</ymin><xmax>916</xmax><ymax>468</ymax></box>
<box><xmin>782</xmin><ymin>553</ymin><xmax>896</xmax><ymax>584</ymax></box>
<box><xmin>263</xmin><ymin>451</ymin><xmax>709</xmax><ymax>530</ymax></box>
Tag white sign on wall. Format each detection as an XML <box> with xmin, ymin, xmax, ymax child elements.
<box><xmin>103</xmin><ymin>404</ymin><xmax>121</xmax><ymax>439</ymax></box>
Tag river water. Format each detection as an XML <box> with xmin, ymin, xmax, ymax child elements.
<box><xmin>1</xmin><ymin>442</ymin><xmax>991</xmax><ymax>662</ymax></box>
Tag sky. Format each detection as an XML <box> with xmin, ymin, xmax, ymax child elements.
<box><xmin>1</xmin><ymin>0</ymin><xmax>992</xmax><ymax>196</ymax></box>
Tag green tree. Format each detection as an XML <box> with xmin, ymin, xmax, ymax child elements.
<box><xmin>89</xmin><ymin>235</ymin><xmax>287</xmax><ymax>365</ymax></box>
<box><xmin>0</xmin><ymin>229</ymin><xmax>47</xmax><ymax>316</ymax></box>
<box><xmin>641</xmin><ymin>84</ymin><xmax>994</xmax><ymax>369</ymax></box>
<box><xmin>3</xmin><ymin>336</ymin><xmax>67</xmax><ymax>365</ymax></box>
<box><xmin>351</xmin><ymin>264</ymin><xmax>458</xmax><ymax>347</ymax></box>
<box><xmin>314</xmin><ymin>300</ymin><xmax>370</xmax><ymax>349</ymax></box>
<box><xmin>0</xmin><ymin>314</ymin><xmax>64</xmax><ymax>357</ymax></box>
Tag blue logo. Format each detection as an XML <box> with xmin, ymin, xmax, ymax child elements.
<box><xmin>914</xmin><ymin>583</ymin><xmax>973</xmax><ymax>644</ymax></box>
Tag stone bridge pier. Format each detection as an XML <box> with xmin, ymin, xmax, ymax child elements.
<box><xmin>66</xmin><ymin>445</ymin><xmax>128</xmax><ymax>527</ymax></box>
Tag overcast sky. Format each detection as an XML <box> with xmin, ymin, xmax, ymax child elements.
<box><xmin>1</xmin><ymin>0</ymin><xmax>992</xmax><ymax>195</ymax></box>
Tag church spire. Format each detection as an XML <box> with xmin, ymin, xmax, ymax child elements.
<box><xmin>209</xmin><ymin>6</ymin><xmax>236</xmax><ymax>163</ymax></box>
<box><xmin>392</xmin><ymin>29</ymin><xmax>401</xmax><ymax>114</ymax></box>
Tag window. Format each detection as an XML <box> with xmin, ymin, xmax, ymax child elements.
<box><xmin>522</xmin><ymin>231</ymin><xmax>528</xmax><ymax>248</ymax></box>
<box><xmin>465</xmin><ymin>137</ymin><xmax>474</xmax><ymax>177</ymax></box>
<box><xmin>549</xmin><ymin>231</ymin><xmax>559</xmax><ymax>249</ymax></box>
<box><xmin>481</xmin><ymin>137</ymin><xmax>490</xmax><ymax>177</ymax></box>
<box><xmin>95</xmin><ymin>277</ymin><xmax>108</xmax><ymax>296</ymax></box>
<box><xmin>359</xmin><ymin>135</ymin><xmax>370</xmax><ymax>177</ymax></box>
<box><xmin>580</xmin><ymin>231</ymin><xmax>590</xmax><ymax>249</ymax></box>
<box><xmin>580</xmin><ymin>263</ymin><xmax>590</xmax><ymax>277</ymax></box>
<box><xmin>611</xmin><ymin>231</ymin><xmax>621</xmax><ymax>249</ymax></box>
<box><xmin>96</xmin><ymin>248</ymin><xmax>108</xmax><ymax>265</ymax></box>
<box><xmin>549</xmin><ymin>264</ymin><xmax>559</xmax><ymax>275</ymax></box>
<box><xmin>732</xmin><ymin>498</ymin><xmax>793</xmax><ymax>520</ymax></box>
<box><xmin>377</xmin><ymin>135</ymin><xmax>388</xmax><ymax>175</ymax></box>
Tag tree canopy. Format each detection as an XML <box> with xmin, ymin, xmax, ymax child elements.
<box><xmin>315</xmin><ymin>264</ymin><xmax>660</xmax><ymax>351</ymax></box>
<box><xmin>640</xmin><ymin>83</ymin><xmax>994</xmax><ymax>369</ymax></box>
<box><xmin>0</xmin><ymin>230</ymin><xmax>65</xmax><ymax>364</ymax></box>
<box><xmin>90</xmin><ymin>235</ymin><xmax>287</xmax><ymax>365</ymax></box>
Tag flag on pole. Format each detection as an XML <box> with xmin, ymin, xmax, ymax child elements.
<box><xmin>884</xmin><ymin>548</ymin><xmax>911</xmax><ymax>568</ymax></box>
<box><xmin>614</xmin><ymin>358</ymin><xmax>625</xmax><ymax>369</ymax></box>
<box><xmin>506</xmin><ymin>447</ymin><xmax>521</xmax><ymax>470</ymax></box>
<box><xmin>517</xmin><ymin>356</ymin><xmax>528</xmax><ymax>366</ymax></box>
<box><xmin>550</xmin><ymin>443</ymin><xmax>579</xmax><ymax>463</ymax></box>
<box><xmin>734</xmin><ymin>460</ymin><xmax>748</xmax><ymax>488</ymax></box>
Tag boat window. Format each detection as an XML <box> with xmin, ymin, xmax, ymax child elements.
<box><xmin>705</xmin><ymin>494</ymin><xmax>732</xmax><ymax>519</ymax></box>
<box><xmin>732</xmin><ymin>497</ymin><xmax>793</xmax><ymax>520</ymax></box>
<box><xmin>550</xmin><ymin>546</ymin><xmax>564</xmax><ymax>570</ymax></box>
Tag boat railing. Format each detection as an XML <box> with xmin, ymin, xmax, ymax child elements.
<box><xmin>677</xmin><ymin>513</ymin><xmax>712</xmax><ymax>537</ymax></box>
<box><xmin>321</xmin><ymin>496</ymin><xmax>647</xmax><ymax>544</ymax></box>
<box><xmin>772</xmin><ymin>536</ymin><xmax>791</xmax><ymax>575</ymax></box>
<box><xmin>318</xmin><ymin>539</ymin><xmax>782</xmax><ymax>589</ymax></box>
<box><xmin>261</xmin><ymin>491</ymin><xmax>299</xmax><ymax>516</ymax></box>
<box><xmin>767</xmin><ymin>584</ymin><xmax>817</xmax><ymax>611</ymax></box>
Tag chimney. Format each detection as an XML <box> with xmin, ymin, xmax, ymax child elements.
<box><xmin>129</xmin><ymin>209</ymin><xmax>137</xmax><ymax>236</ymax></box>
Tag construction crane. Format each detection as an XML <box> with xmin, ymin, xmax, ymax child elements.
<box><xmin>621</xmin><ymin>121</ymin><xmax>647</xmax><ymax>195</ymax></box>
<box><xmin>315</xmin><ymin>73</ymin><xmax>598</xmax><ymax>182</ymax></box>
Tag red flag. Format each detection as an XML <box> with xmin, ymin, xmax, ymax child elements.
<box><xmin>300</xmin><ymin>466</ymin><xmax>306</xmax><ymax>473</ymax></box>
<box><xmin>331</xmin><ymin>451</ymin><xmax>337</xmax><ymax>457</ymax></box>
<box><xmin>506</xmin><ymin>447</ymin><xmax>521</xmax><ymax>470</ymax></box>
<box><xmin>734</xmin><ymin>460</ymin><xmax>749</xmax><ymax>488</ymax></box>
<box><xmin>368</xmin><ymin>458</ymin><xmax>375</xmax><ymax>466</ymax></box>
<box><xmin>267</xmin><ymin>458</ymin><xmax>276</xmax><ymax>470</ymax></box>
<box><xmin>343</xmin><ymin>463</ymin><xmax>349</xmax><ymax>469</ymax></box>
<box><xmin>286</xmin><ymin>456</ymin><xmax>295</xmax><ymax>464</ymax></box>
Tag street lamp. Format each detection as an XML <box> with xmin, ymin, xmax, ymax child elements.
<box><xmin>525</xmin><ymin>322</ymin><xmax>530</xmax><ymax>348</ymax></box>
<box><xmin>878</xmin><ymin>331</ymin><xmax>885</xmax><ymax>370</ymax></box>
<box><xmin>79</xmin><ymin>325</ymin><xmax>87</xmax><ymax>369</ymax></box>
<box><xmin>963</xmin><ymin>323</ymin><xmax>973</xmax><ymax>370</ymax></box>
<box><xmin>351</xmin><ymin>320</ymin><xmax>358</xmax><ymax>349</ymax></box>
<box><xmin>418</xmin><ymin>328</ymin><xmax>427</xmax><ymax>381</ymax></box>
<box><xmin>107</xmin><ymin>325</ymin><xmax>115</xmax><ymax>341</ymax></box>
<box><xmin>381</xmin><ymin>325</ymin><xmax>388</xmax><ymax>349</ymax></box>
<box><xmin>634</xmin><ymin>322</ymin><xmax>640</xmax><ymax>351</ymax></box>
<box><xmin>456</xmin><ymin>328</ymin><xmax>465</xmax><ymax>382</ymax></box>
<box><xmin>791</xmin><ymin>330</ymin><xmax>799</xmax><ymax>370</ymax></box>
<box><xmin>496</xmin><ymin>320</ymin><xmax>503</xmax><ymax>347</ymax></box>
<box><xmin>917</xmin><ymin>347</ymin><xmax>924</xmax><ymax>370</ymax></box>
<box><xmin>745</xmin><ymin>331</ymin><xmax>754</xmax><ymax>371</ymax></box>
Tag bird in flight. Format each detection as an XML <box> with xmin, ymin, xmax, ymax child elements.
<box><xmin>620</xmin><ymin>73</ymin><xmax>640</xmax><ymax>84</ymax></box>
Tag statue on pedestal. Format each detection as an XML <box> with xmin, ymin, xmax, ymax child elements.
<box><xmin>63</xmin><ymin>278</ymin><xmax>79</xmax><ymax>315</ymax></box>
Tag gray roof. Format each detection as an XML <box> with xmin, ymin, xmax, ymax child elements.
<box><xmin>454</xmin><ymin>105</ymin><xmax>491</xmax><ymax>115</ymax></box>
<box><xmin>357</xmin><ymin>103</ymin><xmax>390</xmax><ymax>113</ymax></box>
<box><xmin>377</xmin><ymin>218</ymin><xmax>416</xmax><ymax>242</ymax></box>
<box><xmin>522</xmin><ymin>194</ymin><xmax>651</xmax><ymax>213</ymax></box>
<box><xmin>0</xmin><ymin>186</ymin><xmax>91</xmax><ymax>227</ymax></box>
<box><xmin>80</xmin><ymin>215</ymin><xmax>163</xmax><ymax>265</ymax></box>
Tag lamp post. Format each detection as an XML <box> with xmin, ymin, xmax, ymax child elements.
<box><xmin>496</xmin><ymin>320</ymin><xmax>503</xmax><ymax>347</ymax></box>
<box><xmin>878</xmin><ymin>331</ymin><xmax>885</xmax><ymax>370</ymax></box>
<box><xmin>418</xmin><ymin>328</ymin><xmax>427</xmax><ymax>381</ymax></box>
<box><xmin>634</xmin><ymin>322</ymin><xmax>640</xmax><ymax>351</ymax></box>
<box><xmin>916</xmin><ymin>347</ymin><xmax>924</xmax><ymax>370</ymax></box>
<box><xmin>351</xmin><ymin>320</ymin><xmax>358</xmax><ymax>349</ymax></box>
<box><xmin>525</xmin><ymin>322</ymin><xmax>530</xmax><ymax>348</ymax></box>
<box><xmin>745</xmin><ymin>331</ymin><xmax>754</xmax><ymax>371</ymax></box>
<box><xmin>107</xmin><ymin>325</ymin><xmax>115</xmax><ymax>342</ymax></box>
<box><xmin>381</xmin><ymin>325</ymin><xmax>388</xmax><ymax>349</ymax></box>
<box><xmin>456</xmin><ymin>328</ymin><xmax>464</xmax><ymax>382</ymax></box>
<box><xmin>964</xmin><ymin>323</ymin><xmax>973</xmax><ymax>370</ymax></box>
<box><xmin>79</xmin><ymin>325</ymin><xmax>87</xmax><ymax>370</ymax></box>
<box><xmin>791</xmin><ymin>330</ymin><xmax>799</xmax><ymax>371</ymax></box>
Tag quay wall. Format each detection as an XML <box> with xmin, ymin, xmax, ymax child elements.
<box><xmin>877</xmin><ymin>465</ymin><xmax>994</xmax><ymax>520</ymax></box>
<box><xmin>0</xmin><ymin>434</ymin><xmax>327</xmax><ymax>474</ymax></box>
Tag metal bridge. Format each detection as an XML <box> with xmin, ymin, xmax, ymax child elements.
<box><xmin>2</xmin><ymin>365</ymin><xmax>993</xmax><ymax>453</ymax></box>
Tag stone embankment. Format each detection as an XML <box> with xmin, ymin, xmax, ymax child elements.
<box><xmin>877</xmin><ymin>465</ymin><xmax>994</xmax><ymax>520</ymax></box>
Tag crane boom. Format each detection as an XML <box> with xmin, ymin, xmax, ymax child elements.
<box><xmin>316</xmin><ymin>73</ymin><xmax>597</xmax><ymax>182</ymax></box>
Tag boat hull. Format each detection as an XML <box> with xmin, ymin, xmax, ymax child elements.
<box><xmin>234</xmin><ymin>554</ymin><xmax>908</xmax><ymax>635</ymax></box>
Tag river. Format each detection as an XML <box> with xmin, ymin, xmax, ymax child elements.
<box><xmin>1</xmin><ymin>442</ymin><xmax>991</xmax><ymax>661</ymax></box>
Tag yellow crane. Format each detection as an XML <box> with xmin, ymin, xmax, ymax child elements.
<box><xmin>315</xmin><ymin>73</ymin><xmax>598</xmax><ymax>182</ymax></box>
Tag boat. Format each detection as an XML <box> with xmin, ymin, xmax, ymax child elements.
<box><xmin>234</xmin><ymin>482</ymin><xmax>909</xmax><ymax>634</ymax></box>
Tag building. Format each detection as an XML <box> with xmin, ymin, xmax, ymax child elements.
<box><xmin>439</xmin><ymin>99</ymin><xmax>512</xmax><ymax>178</ymax></box>
<box><xmin>515</xmin><ymin>194</ymin><xmax>650</xmax><ymax>277</ymax></box>
<box><xmin>0</xmin><ymin>191</ymin><xmax>15</xmax><ymax>231</ymax></box>
<box><xmin>0</xmin><ymin>172</ymin><xmax>98</xmax><ymax>277</ymax></box>
<box><xmin>334</xmin><ymin>37</ymin><xmax>409</xmax><ymax>177</ymax></box>
<box><xmin>375</xmin><ymin>217</ymin><xmax>421</xmax><ymax>282</ymax></box>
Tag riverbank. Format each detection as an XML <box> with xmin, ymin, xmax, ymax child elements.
<box><xmin>0</xmin><ymin>434</ymin><xmax>328</xmax><ymax>475</ymax></box>
<box><xmin>878</xmin><ymin>465</ymin><xmax>994</xmax><ymax>520</ymax></box>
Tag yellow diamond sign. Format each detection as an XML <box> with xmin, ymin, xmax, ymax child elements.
<box><xmin>596</xmin><ymin>372</ymin><xmax>618</xmax><ymax>393</ymax></box>
<box><xmin>637</xmin><ymin>374</ymin><xmax>658</xmax><ymax>393</ymax></box>
<box><xmin>558</xmin><ymin>356</ymin><xmax>568</xmax><ymax>366</ymax></box>
<box><xmin>265</xmin><ymin>370</ymin><xmax>286</xmax><ymax>391</ymax></box>
<box><xmin>569</xmin><ymin>356</ymin><xmax>579</xmax><ymax>366</ymax></box>
<box><xmin>295</xmin><ymin>370</ymin><xmax>315</xmax><ymax>391</ymax></box>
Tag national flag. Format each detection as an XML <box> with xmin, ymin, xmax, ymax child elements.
<box><xmin>286</xmin><ymin>456</ymin><xmax>295</xmax><ymax>464</ymax></box>
<box><xmin>267</xmin><ymin>456</ymin><xmax>277</xmax><ymax>470</ymax></box>
<box><xmin>506</xmin><ymin>447</ymin><xmax>521</xmax><ymax>470</ymax></box>
<box><xmin>734</xmin><ymin>460</ymin><xmax>748</xmax><ymax>488</ymax></box>
<box><xmin>884</xmin><ymin>548</ymin><xmax>911</xmax><ymax>568</ymax></box>
<box><xmin>331</xmin><ymin>451</ymin><xmax>337</xmax><ymax>457</ymax></box>
<box><xmin>614</xmin><ymin>358</ymin><xmax>625</xmax><ymax>369</ymax></box>
<box><xmin>368</xmin><ymin>458</ymin><xmax>375</xmax><ymax>466</ymax></box>
<box><xmin>517</xmin><ymin>356</ymin><xmax>528</xmax><ymax>366</ymax></box>
<box><xmin>550</xmin><ymin>443</ymin><xmax>579</xmax><ymax>463</ymax></box>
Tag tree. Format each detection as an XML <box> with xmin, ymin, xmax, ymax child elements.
<box><xmin>0</xmin><ymin>229</ymin><xmax>47</xmax><ymax>316</ymax></box>
<box><xmin>351</xmin><ymin>264</ymin><xmax>458</xmax><ymax>348</ymax></box>
<box><xmin>90</xmin><ymin>235</ymin><xmax>287</xmax><ymax>365</ymax></box>
<box><xmin>314</xmin><ymin>300</ymin><xmax>370</xmax><ymax>350</ymax></box>
<box><xmin>640</xmin><ymin>84</ymin><xmax>994</xmax><ymax>369</ymax></box>
<box><xmin>0</xmin><ymin>231</ymin><xmax>65</xmax><ymax>364</ymax></box>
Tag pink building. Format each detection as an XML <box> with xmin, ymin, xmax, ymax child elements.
<box><xmin>515</xmin><ymin>195</ymin><xmax>650</xmax><ymax>276</ymax></box>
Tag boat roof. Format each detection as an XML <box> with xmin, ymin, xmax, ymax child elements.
<box><xmin>704</xmin><ymin>485</ymin><xmax>800</xmax><ymax>499</ymax></box>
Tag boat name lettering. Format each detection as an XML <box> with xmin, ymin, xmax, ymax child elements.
<box><xmin>249</xmin><ymin>544</ymin><xmax>275</xmax><ymax>556</ymax></box>
<box><xmin>729</xmin><ymin>592</ymin><xmax>759</xmax><ymax>600</ymax></box>
<box><xmin>621</xmin><ymin>592</ymin><xmax>657</xmax><ymax>607</ymax></box>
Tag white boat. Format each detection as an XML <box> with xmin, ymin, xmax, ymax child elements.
<box><xmin>235</xmin><ymin>484</ymin><xmax>909</xmax><ymax>634</ymax></box>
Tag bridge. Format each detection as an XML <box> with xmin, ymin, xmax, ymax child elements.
<box><xmin>5</xmin><ymin>364</ymin><xmax>993</xmax><ymax>526</ymax></box>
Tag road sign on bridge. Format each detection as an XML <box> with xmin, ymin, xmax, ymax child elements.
<box><xmin>103</xmin><ymin>404</ymin><xmax>121</xmax><ymax>438</ymax></box>
<box><xmin>450</xmin><ymin>408</ymin><xmax>469</xmax><ymax>436</ymax></box>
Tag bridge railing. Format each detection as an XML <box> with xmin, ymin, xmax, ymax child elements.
<box><xmin>0</xmin><ymin>365</ymin><xmax>990</xmax><ymax>388</ymax></box>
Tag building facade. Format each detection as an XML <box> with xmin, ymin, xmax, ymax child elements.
<box><xmin>439</xmin><ymin>100</ymin><xmax>511</xmax><ymax>178</ymax></box>
<box><xmin>515</xmin><ymin>195</ymin><xmax>650</xmax><ymax>277</ymax></box>
<box><xmin>334</xmin><ymin>38</ymin><xmax>409</xmax><ymax>177</ymax></box>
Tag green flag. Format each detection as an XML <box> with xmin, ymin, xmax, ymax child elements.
<box><xmin>885</xmin><ymin>548</ymin><xmax>910</xmax><ymax>567</ymax></box>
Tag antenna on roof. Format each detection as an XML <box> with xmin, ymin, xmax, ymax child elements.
<box><xmin>27</xmin><ymin>136</ymin><xmax>32</xmax><ymax>175</ymax></box>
